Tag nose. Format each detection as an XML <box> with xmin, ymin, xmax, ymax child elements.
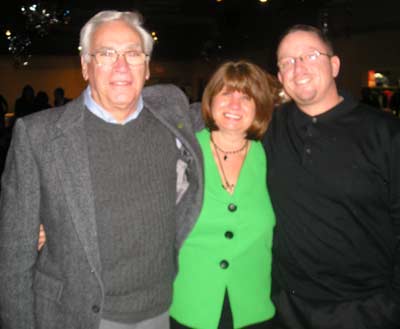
<box><xmin>294</xmin><ymin>56</ymin><xmax>305</xmax><ymax>69</ymax></box>
<box><xmin>228</xmin><ymin>93</ymin><xmax>241</xmax><ymax>109</ymax></box>
<box><xmin>293</xmin><ymin>56</ymin><xmax>307</xmax><ymax>73</ymax></box>
<box><xmin>113</xmin><ymin>53</ymin><xmax>130</xmax><ymax>72</ymax></box>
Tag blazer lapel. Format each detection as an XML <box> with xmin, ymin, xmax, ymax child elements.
<box><xmin>52</xmin><ymin>95</ymin><xmax>101</xmax><ymax>274</ymax></box>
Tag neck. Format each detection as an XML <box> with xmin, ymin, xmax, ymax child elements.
<box><xmin>110</xmin><ymin>107</ymin><xmax>137</xmax><ymax>123</ymax></box>
<box><xmin>211</xmin><ymin>130</ymin><xmax>247</xmax><ymax>151</ymax></box>
<box><xmin>90</xmin><ymin>88</ymin><xmax>138</xmax><ymax>123</ymax></box>
<box><xmin>298</xmin><ymin>92</ymin><xmax>343</xmax><ymax>117</ymax></box>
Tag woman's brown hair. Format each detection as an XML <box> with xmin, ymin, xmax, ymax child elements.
<box><xmin>201</xmin><ymin>60</ymin><xmax>280</xmax><ymax>140</ymax></box>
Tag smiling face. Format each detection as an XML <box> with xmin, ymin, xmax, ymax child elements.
<box><xmin>81</xmin><ymin>19</ymin><xmax>150</xmax><ymax>120</ymax></box>
<box><xmin>211</xmin><ymin>87</ymin><xmax>256</xmax><ymax>136</ymax></box>
<box><xmin>277</xmin><ymin>30</ymin><xmax>341</xmax><ymax>115</ymax></box>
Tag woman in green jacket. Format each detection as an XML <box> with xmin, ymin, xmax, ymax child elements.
<box><xmin>170</xmin><ymin>61</ymin><xmax>279</xmax><ymax>329</ymax></box>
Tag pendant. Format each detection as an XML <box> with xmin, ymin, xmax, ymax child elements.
<box><xmin>222</xmin><ymin>183</ymin><xmax>234</xmax><ymax>192</ymax></box>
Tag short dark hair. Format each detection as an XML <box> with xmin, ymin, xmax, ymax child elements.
<box><xmin>278</xmin><ymin>24</ymin><xmax>334</xmax><ymax>55</ymax></box>
<box><xmin>201</xmin><ymin>60</ymin><xmax>279</xmax><ymax>140</ymax></box>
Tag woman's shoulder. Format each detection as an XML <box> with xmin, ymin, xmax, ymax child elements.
<box><xmin>195</xmin><ymin>128</ymin><xmax>210</xmax><ymax>141</ymax></box>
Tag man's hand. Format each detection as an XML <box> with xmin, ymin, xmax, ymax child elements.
<box><xmin>38</xmin><ymin>224</ymin><xmax>46</xmax><ymax>251</ymax></box>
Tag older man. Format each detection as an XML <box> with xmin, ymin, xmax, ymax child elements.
<box><xmin>264</xmin><ymin>24</ymin><xmax>400</xmax><ymax>329</ymax></box>
<box><xmin>0</xmin><ymin>11</ymin><xmax>203</xmax><ymax>329</ymax></box>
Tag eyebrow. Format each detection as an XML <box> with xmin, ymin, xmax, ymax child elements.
<box><xmin>95</xmin><ymin>44</ymin><xmax>143</xmax><ymax>52</ymax></box>
<box><xmin>278</xmin><ymin>47</ymin><xmax>325</xmax><ymax>58</ymax></box>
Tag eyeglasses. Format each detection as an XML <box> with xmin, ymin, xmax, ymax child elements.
<box><xmin>90</xmin><ymin>48</ymin><xmax>149</xmax><ymax>66</ymax></box>
<box><xmin>277</xmin><ymin>50</ymin><xmax>332</xmax><ymax>72</ymax></box>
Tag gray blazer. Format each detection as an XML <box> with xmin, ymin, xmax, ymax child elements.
<box><xmin>0</xmin><ymin>84</ymin><xmax>204</xmax><ymax>329</ymax></box>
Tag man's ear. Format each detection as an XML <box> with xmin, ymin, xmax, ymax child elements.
<box><xmin>330</xmin><ymin>55</ymin><xmax>340</xmax><ymax>78</ymax></box>
<box><xmin>278</xmin><ymin>71</ymin><xmax>283</xmax><ymax>84</ymax></box>
<box><xmin>145</xmin><ymin>60</ymin><xmax>150</xmax><ymax>80</ymax></box>
<box><xmin>81</xmin><ymin>56</ymin><xmax>89</xmax><ymax>81</ymax></box>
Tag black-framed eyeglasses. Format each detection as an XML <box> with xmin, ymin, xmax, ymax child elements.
<box><xmin>90</xmin><ymin>48</ymin><xmax>149</xmax><ymax>66</ymax></box>
<box><xmin>277</xmin><ymin>50</ymin><xmax>332</xmax><ymax>72</ymax></box>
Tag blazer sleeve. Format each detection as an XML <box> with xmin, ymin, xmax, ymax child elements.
<box><xmin>0</xmin><ymin>118</ymin><xmax>41</xmax><ymax>329</ymax></box>
<box><xmin>189</xmin><ymin>102</ymin><xmax>205</xmax><ymax>132</ymax></box>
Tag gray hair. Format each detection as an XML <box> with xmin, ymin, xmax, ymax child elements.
<box><xmin>80</xmin><ymin>10</ymin><xmax>154</xmax><ymax>62</ymax></box>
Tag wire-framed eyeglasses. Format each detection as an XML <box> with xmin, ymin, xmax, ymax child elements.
<box><xmin>90</xmin><ymin>48</ymin><xmax>149</xmax><ymax>66</ymax></box>
<box><xmin>277</xmin><ymin>50</ymin><xmax>332</xmax><ymax>72</ymax></box>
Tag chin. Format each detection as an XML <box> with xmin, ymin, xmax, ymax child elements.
<box><xmin>112</xmin><ymin>95</ymin><xmax>135</xmax><ymax>104</ymax></box>
<box><xmin>294</xmin><ymin>92</ymin><xmax>318</xmax><ymax>104</ymax></box>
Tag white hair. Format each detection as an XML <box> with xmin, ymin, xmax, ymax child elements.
<box><xmin>80</xmin><ymin>10</ymin><xmax>154</xmax><ymax>62</ymax></box>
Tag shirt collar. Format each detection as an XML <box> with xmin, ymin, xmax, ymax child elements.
<box><xmin>289</xmin><ymin>92</ymin><xmax>358</xmax><ymax>129</ymax></box>
<box><xmin>83</xmin><ymin>86</ymin><xmax>144</xmax><ymax>125</ymax></box>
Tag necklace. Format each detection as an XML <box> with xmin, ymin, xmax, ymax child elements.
<box><xmin>210</xmin><ymin>135</ymin><xmax>248</xmax><ymax>160</ymax></box>
<box><xmin>211</xmin><ymin>136</ymin><xmax>249</xmax><ymax>193</ymax></box>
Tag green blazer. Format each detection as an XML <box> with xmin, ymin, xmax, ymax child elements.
<box><xmin>170</xmin><ymin>129</ymin><xmax>275</xmax><ymax>329</ymax></box>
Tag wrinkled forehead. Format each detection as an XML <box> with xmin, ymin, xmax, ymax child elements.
<box><xmin>91</xmin><ymin>20</ymin><xmax>143</xmax><ymax>51</ymax></box>
<box><xmin>277</xmin><ymin>31</ymin><xmax>330</xmax><ymax>58</ymax></box>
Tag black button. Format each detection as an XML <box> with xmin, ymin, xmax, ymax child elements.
<box><xmin>92</xmin><ymin>305</ymin><xmax>100</xmax><ymax>313</ymax></box>
<box><xmin>220</xmin><ymin>260</ymin><xmax>229</xmax><ymax>269</ymax></box>
<box><xmin>225</xmin><ymin>231</ymin><xmax>234</xmax><ymax>239</ymax></box>
<box><xmin>228</xmin><ymin>203</ymin><xmax>237</xmax><ymax>212</ymax></box>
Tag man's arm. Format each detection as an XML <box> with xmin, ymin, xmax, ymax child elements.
<box><xmin>0</xmin><ymin>119</ymin><xmax>41</xmax><ymax>329</ymax></box>
<box><xmin>189</xmin><ymin>102</ymin><xmax>204</xmax><ymax>132</ymax></box>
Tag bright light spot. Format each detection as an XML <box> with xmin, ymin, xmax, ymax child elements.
<box><xmin>23</xmin><ymin>61</ymin><xmax>29</xmax><ymax>66</ymax></box>
<box><xmin>5</xmin><ymin>30</ymin><xmax>11</xmax><ymax>37</ymax></box>
<box><xmin>153</xmin><ymin>36</ymin><xmax>158</xmax><ymax>41</ymax></box>
<box><xmin>259</xmin><ymin>0</ymin><xmax>268</xmax><ymax>2</ymax></box>
<box><xmin>78</xmin><ymin>46</ymin><xmax>82</xmax><ymax>51</ymax></box>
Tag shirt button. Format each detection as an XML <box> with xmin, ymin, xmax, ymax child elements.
<box><xmin>224</xmin><ymin>231</ymin><xmax>234</xmax><ymax>239</ymax></box>
<box><xmin>92</xmin><ymin>305</ymin><xmax>100</xmax><ymax>313</ymax></box>
<box><xmin>220</xmin><ymin>260</ymin><xmax>229</xmax><ymax>269</ymax></box>
<box><xmin>305</xmin><ymin>148</ymin><xmax>311</xmax><ymax>154</ymax></box>
<box><xmin>312</xmin><ymin>117</ymin><xmax>317</xmax><ymax>124</ymax></box>
<box><xmin>290</xmin><ymin>290</ymin><xmax>296</xmax><ymax>295</ymax></box>
<box><xmin>228</xmin><ymin>203</ymin><xmax>237</xmax><ymax>212</ymax></box>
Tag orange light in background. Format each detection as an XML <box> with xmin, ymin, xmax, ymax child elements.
<box><xmin>152</xmin><ymin>64</ymin><xmax>166</xmax><ymax>75</ymax></box>
<box><xmin>368</xmin><ymin>70</ymin><xmax>376</xmax><ymax>88</ymax></box>
<box><xmin>151</xmin><ymin>31</ymin><xmax>159</xmax><ymax>42</ymax></box>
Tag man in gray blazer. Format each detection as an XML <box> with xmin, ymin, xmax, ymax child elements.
<box><xmin>0</xmin><ymin>10</ymin><xmax>203</xmax><ymax>329</ymax></box>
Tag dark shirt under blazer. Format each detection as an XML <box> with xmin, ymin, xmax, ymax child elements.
<box><xmin>0</xmin><ymin>84</ymin><xmax>204</xmax><ymax>329</ymax></box>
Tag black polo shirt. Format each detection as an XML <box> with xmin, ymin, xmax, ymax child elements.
<box><xmin>263</xmin><ymin>95</ymin><xmax>400</xmax><ymax>302</ymax></box>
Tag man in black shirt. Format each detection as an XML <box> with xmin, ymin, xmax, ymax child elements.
<box><xmin>264</xmin><ymin>24</ymin><xmax>400</xmax><ymax>329</ymax></box>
